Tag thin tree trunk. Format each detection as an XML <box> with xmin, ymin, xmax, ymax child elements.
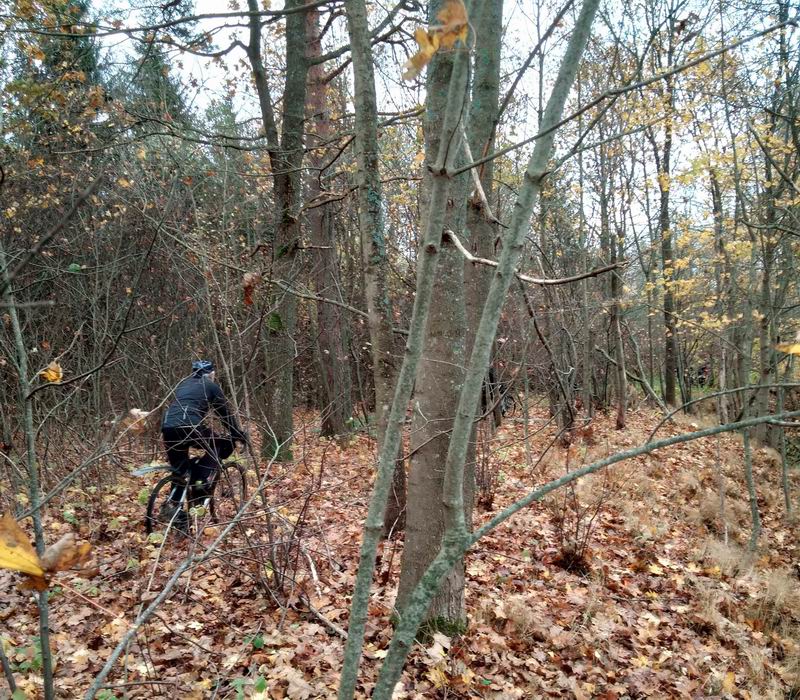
<box><xmin>337</xmin><ymin>12</ymin><xmax>472</xmax><ymax>696</ymax></box>
<box><xmin>657</xmin><ymin>111</ymin><xmax>678</xmax><ymax>407</ymax></box>
<box><xmin>247</xmin><ymin>0</ymin><xmax>309</xmax><ymax>460</ymax></box>
<box><xmin>397</xmin><ymin>0</ymin><xmax>479</xmax><ymax>622</ymax></box>
<box><xmin>356</xmin><ymin>1</ymin><xmax>601</xmax><ymax>695</ymax></box>
<box><xmin>0</xmin><ymin>241</ymin><xmax>55</xmax><ymax>699</ymax></box>
<box><xmin>344</xmin><ymin>0</ymin><xmax>403</xmax><ymax>533</ymax></box>
<box><xmin>306</xmin><ymin>10</ymin><xmax>353</xmax><ymax>437</ymax></box>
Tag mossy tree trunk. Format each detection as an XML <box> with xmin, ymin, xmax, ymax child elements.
<box><xmin>345</xmin><ymin>0</ymin><xmax>404</xmax><ymax>532</ymax></box>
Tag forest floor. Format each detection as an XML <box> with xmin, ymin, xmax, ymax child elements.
<box><xmin>2</xmin><ymin>403</ymin><xmax>800</xmax><ymax>699</ymax></box>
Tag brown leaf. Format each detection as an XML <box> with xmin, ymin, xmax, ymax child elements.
<box><xmin>243</xmin><ymin>272</ymin><xmax>262</xmax><ymax>306</ymax></box>
<box><xmin>40</xmin><ymin>533</ymin><xmax>92</xmax><ymax>573</ymax></box>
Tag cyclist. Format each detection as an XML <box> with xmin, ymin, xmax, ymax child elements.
<box><xmin>159</xmin><ymin>360</ymin><xmax>248</xmax><ymax>527</ymax></box>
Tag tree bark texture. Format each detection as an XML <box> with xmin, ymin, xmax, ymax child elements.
<box><xmin>368</xmin><ymin>3</ymin><xmax>601</xmax><ymax>695</ymax></box>
<box><xmin>344</xmin><ymin>0</ymin><xmax>404</xmax><ymax>532</ymax></box>
<box><xmin>397</xmin><ymin>0</ymin><xmax>476</xmax><ymax>621</ymax></box>
<box><xmin>247</xmin><ymin>0</ymin><xmax>309</xmax><ymax>459</ymax></box>
<box><xmin>306</xmin><ymin>10</ymin><xmax>354</xmax><ymax>437</ymax></box>
<box><xmin>337</xmin><ymin>6</ymin><xmax>472</xmax><ymax>695</ymax></box>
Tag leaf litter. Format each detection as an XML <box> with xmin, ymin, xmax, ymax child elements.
<box><xmin>0</xmin><ymin>406</ymin><xmax>798</xmax><ymax>698</ymax></box>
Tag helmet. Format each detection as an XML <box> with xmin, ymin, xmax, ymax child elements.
<box><xmin>191</xmin><ymin>359</ymin><xmax>215</xmax><ymax>377</ymax></box>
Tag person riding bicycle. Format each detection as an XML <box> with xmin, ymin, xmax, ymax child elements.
<box><xmin>159</xmin><ymin>360</ymin><xmax>248</xmax><ymax>527</ymax></box>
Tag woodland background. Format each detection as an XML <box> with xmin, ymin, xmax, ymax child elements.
<box><xmin>1</xmin><ymin>0</ymin><xmax>800</xmax><ymax>697</ymax></box>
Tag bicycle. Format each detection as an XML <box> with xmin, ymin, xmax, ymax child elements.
<box><xmin>137</xmin><ymin>455</ymin><xmax>248</xmax><ymax>536</ymax></box>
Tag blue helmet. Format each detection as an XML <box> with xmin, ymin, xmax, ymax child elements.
<box><xmin>191</xmin><ymin>360</ymin><xmax>215</xmax><ymax>377</ymax></box>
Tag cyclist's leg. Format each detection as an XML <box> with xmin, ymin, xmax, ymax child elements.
<box><xmin>157</xmin><ymin>428</ymin><xmax>191</xmax><ymax>529</ymax></box>
<box><xmin>188</xmin><ymin>455</ymin><xmax>216</xmax><ymax>506</ymax></box>
<box><xmin>189</xmin><ymin>430</ymin><xmax>234</xmax><ymax>504</ymax></box>
<box><xmin>162</xmin><ymin>427</ymin><xmax>191</xmax><ymax>503</ymax></box>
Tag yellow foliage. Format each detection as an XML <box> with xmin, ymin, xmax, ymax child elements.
<box><xmin>402</xmin><ymin>0</ymin><xmax>469</xmax><ymax>81</ymax></box>
<box><xmin>435</xmin><ymin>0</ymin><xmax>469</xmax><ymax>48</ymax></box>
<box><xmin>0</xmin><ymin>512</ymin><xmax>43</xmax><ymax>578</ymax></box>
<box><xmin>39</xmin><ymin>360</ymin><xmax>63</xmax><ymax>383</ymax></box>
<box><xmin>0</xmin><ymin>512</ymin><xmax>92</xmax><ymax>590</ymax></box>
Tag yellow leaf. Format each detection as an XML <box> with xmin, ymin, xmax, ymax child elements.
<box><xmin>117</xmin><ymin>177</ymin><xmax>132</xmax><ymax>188</ymax></box>
<box><xmin>402</xmin><ymin>28</ymin><xmax>440</xmax><ymax>81</ymax></box>
<box><xmin>647</xmin><ymin>563</ymin><xmax>664</xmax><ymax>575</ymax></box>
<box><xmin>39</xmin><ymin>361</ymin><xmax>63</xmax><ymax>383</ymax></box>
<box><xmin>427</xmin><ymin>666</ymin><xmax>449</xmax><ymax>688</ymax></box>
<box><xmin>436</xmin><ymin>0</ymin><xmax>469</xmax><ymax>48</ymax></box>
<box><xmin>0</xmin><ymin>512</ymin><xmax>44</xmax><ymax>578</ymax></box>
<box><xmin>0</xmin><ymin>513</ymin><xmax>92</xmax><ymax>590</ymax></box>
<box><xmin>722</xmin><ymin>671</ymin><xmax>736</xmax><ymax>693</ymax></box>
<box><xmin>776</xmin><ymin>342</ymin><xmax>800</xmax><ymax>355</ymax></box>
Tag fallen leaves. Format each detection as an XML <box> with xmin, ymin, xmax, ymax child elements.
<box><xmin>402</xmin><ymin>0</ymin><xmax>470</xmax><ymax>80</ymax></box>
<box><xmin>2</xmin><ymin>406</ymin><xmax>798</xmax><ymax>697</ymax></box>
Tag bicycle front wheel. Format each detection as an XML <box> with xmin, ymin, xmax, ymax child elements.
<box><xmin>145</xmin><ymin>475</ymin><xmax>187</xmax><ymax>535</ymax></box>
<box><xmin>210</xmin><ymin>462</ymin><xmax>248</xmax><ymax>526</ymax></box>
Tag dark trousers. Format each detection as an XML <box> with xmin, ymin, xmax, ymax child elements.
<box><xmin>162</xmin><ymin>425</ymin><xmax>234</xmax><ymax>502</ymax></box>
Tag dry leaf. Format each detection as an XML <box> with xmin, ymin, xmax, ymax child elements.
<box><xmin>243</xmin><ymin>272</ymin><xmax>262</xmax><ymax>306</ymax></box>
<box><xmin>0</xmin><ymin>513</ymin><xmax>92</xmax><ymax>590</ymax></box>
<box><xmin>124</xmin><ymin>408</ymin><xmax>152</xmax><ymax>434</ymax></box>
<box><xmin>40</xmin><ymin>361</ymin><xmax>63</xmax><ymax>383</ymax></box>
<box><xmin>776</xmin><ymin>342</ymin><xmax>800</xmax><ymax>355</ymax></box>
<box><xmin>0</xmin><ymin>512</ymin><xmax>44</xmax><ymax>578</ymax></box>
<box><xmin>402</xmin><ymin>28</ymin><xmax>441</xmax><ymax>81</ymax></box>
<box><xmin>40</xmin><ymin>533</ymin><xmax>92</xmax><ymax>572</ymax></box>
<box><xmin>402</xmin><ymin>0</ymin><xmax>468</xmax><ymax>81</ymax></box>
<box><xmin>722</xmin><ymin>671</ymin><xmax>736</xmax><ymax>693</ymax></box>
<box><xmin>435</xmin><ymin>0</ymin><xmax>469</xmax><ymax>48</ymax></box>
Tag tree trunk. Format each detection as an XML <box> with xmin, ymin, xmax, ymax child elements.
<box><xmin>306</xmin><ymin>10</ymin><xmax>353</xmax><ymax>437</ymax></box>
<box><xmin>337</xmin><ymin>16</ymin><xmax>473</xmax><ymax>695</ymax></box>
<box><xmin>657</xmin><ymin>120</ymin><xmax>678</xmax><ymax>407</ymax></box>
<box><xmin>357</xmin><ymin>1</ymin><xmax>601</xmax><ymax>694</ymax></box>
<box><xmin>611</xmin><ymin>225</ymin><xmax>627</xmax><ymax>429</ymax></box>
<box><xmin>0</xmin><ymin>241</ymin><xmax>55</xmax><ymax>699</ymax></box>
<box><xmin>247</xmin><ymin>0</ymin><xmax>309</xmax><ymax>460</ymax></box>
<box><xmin>344</xmin><ymin>0</ymin><xmax>403</xmax><ymax>532</ymax></box>
<box><xmin>397</xmin><ymin>0</ymin><xmax>478</xmax><ymax>623</ymax></box>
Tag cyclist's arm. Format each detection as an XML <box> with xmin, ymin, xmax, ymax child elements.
<box><xmin>209</xmin><ymin>383</ymin><xmax>246</xmax><ymax>441</ymax></box>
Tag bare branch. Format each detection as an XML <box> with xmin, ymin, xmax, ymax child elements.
<box><xmin>443</xmin><ymin>230</ymin><xmax>626</xmax><ymax>285</ymax></box>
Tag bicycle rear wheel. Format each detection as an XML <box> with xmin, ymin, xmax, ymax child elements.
<box><xmin>145</xmin><ymin>475</ymin><xmax>188</xmax><ymax>535</ymax></box>
<box><xmin>210</xmin><ymin>462</ymin><xmax>248</xmax><ymax>526</ymax></box>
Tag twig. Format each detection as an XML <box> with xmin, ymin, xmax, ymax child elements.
<box><xmin>594</xmin><ymin>345</ymin><xmax>668</xmax><ymax>415</ymax></box>
<box><xmin>461</xmin><ymin>126</ymin><xmax>504</xmax><ymax>226</ymax></box>
<box><xmin>58</xmin><ymin>582</ymin><xmax>124</xmax><ymax>620</ymax></box>
<box><xmin>300</xmin><ymin>594</ymin><xmax>347</xmax><ymax>638</ymax></box>
<box><xmin>444</xmin><ymin>230</ymin><xmax>625</xmax><ymax>285</ymax></box>
<box><xmin>0</xmin><ymin>640</ymin><xmax>16</xmax><ymax>695</ymax></box>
